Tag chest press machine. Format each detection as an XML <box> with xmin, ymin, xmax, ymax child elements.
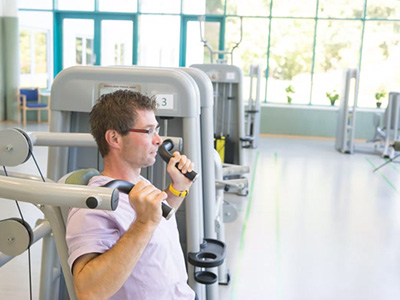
<box><xmin>1</xmin><ymin>65</ymin><xmax>231</xmax><ymax>300</ymax></box>
<box><xmin>0</xmin><ymin>128</ymin><xmax>183</xmax><ymax>300</ymax></box>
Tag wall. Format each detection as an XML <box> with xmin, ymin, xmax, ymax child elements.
<box><xmin>259</xmin><ymin>104</ymin><xmax>383</xmax><ymax>140</ymax></box>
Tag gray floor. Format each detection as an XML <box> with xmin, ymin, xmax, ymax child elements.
<box><xmin>1</xmin><ymin>122</ymin><xmax>400</xmax><ymax>300</ymax></box>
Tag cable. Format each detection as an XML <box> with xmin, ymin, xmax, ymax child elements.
<box><xmin>29</xmin><ymin>148</ymin><xmax>45</xmax><ymax>182</ymax></box>
<box><xmin>2</xmin><ymin>166</ymin><xmax>33</xmax><ymax>300</ymax></box>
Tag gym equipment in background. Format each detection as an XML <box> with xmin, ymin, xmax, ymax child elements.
<box><xmin>198</xmin><ymin>16</ymin><xmax>242</xmax><ymax>65</ymax></box>
<box><xmin>241</xmin><ymin>64</ymin><xmax>262</xmax><ymax>149</ymax></box>
<box><xmin>192</xmin><ymin>63</ymin><xmax>246</xmax><ymax>166</ymax></box>
<box><xmin>368</xmin><ymin>92</ymin><xmax>400</xmax><ymax>158</ymax></box>
<box><xmin>335</xmin><ymin>68</ymin><xmax>360</xmax><ymax>154</ymax></box>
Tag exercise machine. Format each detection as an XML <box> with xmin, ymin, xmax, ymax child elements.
<box><xmin>0</xmin><ymin>129</ymin><xmax>117</xmax><ymax>300</ymax></box>
<box><xmin>198</xmin><ymin>16</ymin><xmax>242</xmax><ymax>65</ymax></box>
<box><xmin>47</xmin><ymin>65</ymin><xmax>226</xmax><ymax>299</ymax></box>
<box><xmin>242</xmin><ymin>64</ymin><xmax>262</xmax><ymax>149</ymax></box>
<box><xmin>335</xmin><ymin>68</ymin><xmax>360</xmax><ymax>154</ymax></box>
<box><xmin>0</xmin><ymin>128</ymin><xmax>191</xmax><ymax>300</ymax></box>
<box><xmin>368</xmin><ymin>92</ymin><xmax>400</xmax><ymax>158</ymax></box>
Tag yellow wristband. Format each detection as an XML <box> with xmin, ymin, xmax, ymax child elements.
<box><xmin>169</xmin><ymin>183</ymin><xmax>189</xmax><ymax>198</ymax></box>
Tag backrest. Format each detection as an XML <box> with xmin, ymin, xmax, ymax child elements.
<box><xmin>64</xmin><ymin>168</ymin><xmax>100</xmax><ymax>185</ymax></box>
<box><xmin>19</xmin><ymin>88</ymin><xmax>39</xmax><ymax>102</ymax></box>
<box><xmin>59</xmin><ymin>168</ymin><xmax>101</xmax><ymax>223</ymax></box>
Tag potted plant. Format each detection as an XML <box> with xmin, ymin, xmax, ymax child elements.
<box><xmin>326</xmin><ymin>90</ymin><xmax>339</xmax><ymax>106</ymax></box>
<box><xmin>285</xmin><ymin>85</ymin><xmax>295</xmax><ymax>104</ymax></box>
<box><xmin>375</xmin><ymin>91</ymin><xmax>386</xmax><ymax>108</ymax></box>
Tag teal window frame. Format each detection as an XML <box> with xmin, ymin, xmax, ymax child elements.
<box><xmin>54</xmin><ymin>11</ymin><xmax>138</xmax><ymax>75</ymax></box>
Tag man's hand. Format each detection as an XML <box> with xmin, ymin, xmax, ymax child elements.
<box><xmin>128</xmin><ymin>181</ymin><xmax>167</xmax><ymax>226</ymax></box>
<box><xmin>166</xmin><ymin>152</ymin><xmax>194</xmax><ymax>191</ymax></box>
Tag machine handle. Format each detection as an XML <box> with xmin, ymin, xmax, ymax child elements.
<box><xmin>158</xmin><ymin>139</ymin><xmax>199</xmax><ymax>182</ymax></box>
<box><xmin>102</xmin><ymin>180</ymin><xmax>175</xmax><ymax>220</ymax></box>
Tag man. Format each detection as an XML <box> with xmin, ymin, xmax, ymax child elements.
<box><xmin>66</xmin><ymin>90</ymin><xmax>196</xmax><ymax>300</ymax></box>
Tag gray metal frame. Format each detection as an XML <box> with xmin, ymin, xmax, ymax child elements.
<box><xmin>245</xmin><ymin>64</ymin><xmax>261</xmax><ymax>149</ymax></box>
<box><xmin>191</xmin><ymin>63</ymin><xmax>245</xmax><ymax>166</ymax></box>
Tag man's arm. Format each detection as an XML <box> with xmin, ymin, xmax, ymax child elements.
<box><xmin>72</xmin><ymin>181</ymin><xmax>166</xmax><ymax>300</ymax></box>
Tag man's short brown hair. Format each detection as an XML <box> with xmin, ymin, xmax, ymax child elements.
<box><xmin>89</xmin><ymin>90</ymin><xmax>157</xmax><ymax>157</ymax></box>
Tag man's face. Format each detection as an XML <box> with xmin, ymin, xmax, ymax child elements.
<box><xmin>121</xmin><ymin>109</ymin><xmax>162</xmax><ymax>169</ymax></box>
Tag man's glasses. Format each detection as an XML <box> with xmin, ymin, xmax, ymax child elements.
<box><xmin>128</xmin><ymin>125</ymin><xmax>160</xmax><ymax>136</ymax></box>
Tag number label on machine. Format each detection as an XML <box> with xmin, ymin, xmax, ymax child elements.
<box><xmin>156</xmin><ymin>94</ymin><xmax>174</xmax><ymax>110</ymax></box>
<box><xmin>226</xmin><ymin>72</ymin><xmax>236</xmax><ymax>80</ymax></box>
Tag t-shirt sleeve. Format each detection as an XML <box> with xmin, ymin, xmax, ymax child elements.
<box><xmin>66</xmin><ymin>208</ymin><xmax>120</xmax><ymax>271</ymax></box>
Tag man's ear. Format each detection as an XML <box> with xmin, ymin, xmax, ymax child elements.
<box><xmin>105</xmin><ymin>129</ymin><xmax>122</xmax><ymax>151</ymax></box>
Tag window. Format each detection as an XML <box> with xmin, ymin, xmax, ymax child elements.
<box><xmin>19</xmin><ymin>11</ymin><xmax>52</xmax><ymax>89</ymax></box>
<box><xmin>18</xmin><ymin>0</ymin><xmax>400</xmax><ymax>108</ymax></box>
<box><xmin>101</xmin><ymin>20</ymin><xmax>133</xmax><ymax>66</ymax></box>
<box><xmin>138</xmin><ymin>15</ymin><xmax>180</xmax><ymax>67</ymax></box>
<box><xmin>63</xmin><ymin>19</ymin><xmax>95</xmax><ymax>69</ymax></box>
<box><xmin>57</xmin><ymin>0</ymin><xmax>95</xmax><ymax>11</ymax></box>
<box><xmin>98</xmin><ymin>0</ymin><xmax>137</xmax><ymax>12</ymax></box>
<box><xmin>75</xmin><ymin>37</ymin><xmax>94</xmax><ymax>65</ymax></box>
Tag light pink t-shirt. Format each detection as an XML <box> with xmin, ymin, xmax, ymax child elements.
<box><xmin>66</xmin><ymin>175</ymin><xmax>195</xmax><ymax>300</ymax></box>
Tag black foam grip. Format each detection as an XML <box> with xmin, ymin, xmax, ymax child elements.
<box><xmin>158</xmin><ymin>139</ymin><xmax>199</xmax><ymax>182</ymax></box>
<box><xmin>102</xmin><ymin>180</ymin><xmax>174</xmax><ymax>219</ymax></box>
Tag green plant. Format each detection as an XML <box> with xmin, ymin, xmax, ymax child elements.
<box><xmin>285</xmin><ymin>85</ymin><xmax>295</xmax><ymax>104</ymax></box>
<box><xmin>326</xmin><ymin>90</ymin><xmax>339</xmax><ymax>106</ymax></box>
<box><xmin>375</xmin><ymin>91</ymin><xmax>386</xmax><ymax>108</ymax></box>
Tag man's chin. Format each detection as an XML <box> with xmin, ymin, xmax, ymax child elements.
<box><xmin>142</xmin><ymin>157</ymin><xmax>156</xmax><ymax>168</ymax></box>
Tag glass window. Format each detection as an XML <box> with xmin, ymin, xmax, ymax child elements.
<box><xmin>57</xmin><ymin>0</ymin><xmax>94</xmax><ymax>11</ymax></box>
<box><xmin>76</xmin><ymin>37</ymin><xmax>83</xmax><ymax>65</ymax></box>
<box><xmin>18</xmin><ymin>0</ymin><xmax>52</xmax><ymax>9</ymax></box>
<box><xmin>225</xmin><ymin>17</ymin><xmax>269</xmax><ymax>103</ymax></box>
<box><xmin>101</xmin><ymin>20</ymin><xmax>133</xmax><ymax>66</ymax></box>
<box><xmin>19</xmin><ymin>11</ymin><xmax>52</xmax><ymax>89</ymax></box>
<box><xmin>358</xmin><ymin>21</ymin><xmax>400</xmax><ymax>108</ymax></box>
<box><xmin>226</xmin><ymin>0</ymin><xmax>271</xmax><ymax>16</ymax></box>
<box><xmin>196</xmin><ymin>0</ymin><xmax>225</xmax><ymax>15</ymax></box>
<box><xmin>312</xmin><ymin>20</ymin><xmax>362</xmax><ymax>106</ymax></box>
<box><xmin>272</xmin><ymin>0</ymin><xmax>317</xmax><ymax>17</ymax></box>
<box><xmin>99</xmin><ymin>0</ymin><xmax>137</xmax><ymax>12</ymax></box>
<box><xmin>63</xmin><ymin>19</ymin><xmax>95</xmax><ymax>68</ymax></box>
<box><xmin>179</xmin><ymin>18</ymin><xmax>224</xmax><ymax>66</ymax></box>
<box><xmin>185</xmin><ymin>20</ymin><xmax>206</xmax><ymax>66</ymax></box>
<box><xmin>225</xmin><ymin>17</ymin><xmax>269</xmax><ymax>73</ymax></box>
<box><xmin>140</xmin><ymin>0</ymin><xmax>180</xmax><ymax>13</ymax></box>
<box><xmin>20</xmin><ymin>29</ymin><xmax>32</xmax><ymax>74</ymax></box>
<box><xmin>35</xmin><ymin>32</ymin><xmax>48</xmax><ymax>73</ymax></box>
<box><xmin>318</xmin><ymin>0</ymin><xmax>364</xmax><ymax>18</ymax></box>
<box><xmin>85</xmin><ymin>39</ymin><xmax>94</xmax><ymax>65</ymax></box>
<box><xmin>181</xmin><ymin>0</ymin><xmax>227</xmax><ymax>15</ymax></box>
<box><xmin>138</xmin><ymin>15</ymin><xmax>180</xmax><ymax>67</ymax></box>
<box><xmin>202</xmin><ymin>21</ymin><xmax>221</xmax><ymax>64</ymax></box>
<box><xmin>367</xmin><ymin>0</ymin><xmax>400</xmax><ymax>19</ymax></box>
<box><xmin>182</xmin><ymin>0</ymin><xmax>206</xmax><ymax>14</ymax></box>
<box><xmin>267</xmin><ymin>19</ymin><xmax>315</xmax><ymax>104</ymax></box>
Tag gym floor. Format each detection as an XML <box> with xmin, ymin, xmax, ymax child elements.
<box><xmin>1</xmin><ymin>122</ymin><xmax>400</xmax><ymax>300</ymax></box>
